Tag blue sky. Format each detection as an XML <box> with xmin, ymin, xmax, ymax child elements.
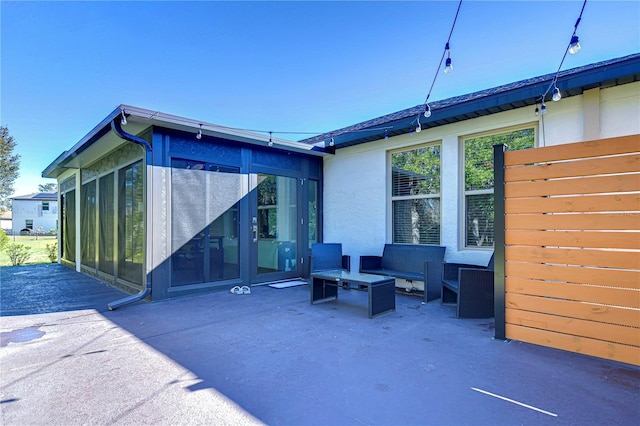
<box><xmin>2</xmin><ymin>0</ymin><xmax>639</xmax><ymax>197</ymax></box>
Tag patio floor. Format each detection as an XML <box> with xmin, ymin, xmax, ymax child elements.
<box><xmin>1</xmin><ymin>264</ymin><xmax>639</xmax><ymax>425</ymax></box>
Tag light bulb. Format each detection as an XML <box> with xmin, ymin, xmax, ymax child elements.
<box><xmin>568</xmin><ymin>35</ymin><xmax>581</xmax><ymax>54</ymax></box>
<box><xmin>196</xmin><ymin>129</ymin><xmax>202</xmax><ymax>139</ymax></box>
<box><xmin>444</xmin><ymin>57</ymin><xmax>453</xmax><ymax>74</ymax></box>
<box><xmin>541</xmin><ymin>103</ymin><xmax>547</xmax><ymax>115</ymax></box>
<box><xmin>535</xmin><ymin>106</ymin><xmax>539</xmax><ymax>116</ymax></box>
<box><xmin>329</xmin><ymin>138</ymin><xmax>335</xmax><ymax>147</ymax></box>
<box><xmin>552</xmin><ymin>87</ymin><xmax>562</xmax><ymax>102</ymax></box>
<box><xmin>120</xmin><ymin>110</ymin><xmax>127</xmax><ymax>126</ymax></box>
<box><xmin>385</xmin><ymin>129</ymin><xmax>389</xmax><ymax>140</ymax></box>
<box><xmin>416</xmin><ymin>123</ymin><xmax>422</xmax><ymax>133</ymax></box>
<box><xmin>424</xmin><ymin>103</ymin><xmax>431</xmax><ymax>118</ymax></box>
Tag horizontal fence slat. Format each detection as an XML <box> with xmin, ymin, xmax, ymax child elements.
<box><xmin>505</xmin><ymin>174</ymin><xmax>640</xmax><ymax>198</ymax></box>
<box><xmin>505</xmin><ymin>230</ymin><xmax>640</xmax><ymax>249</ymax></box>
<box><xmin>505</xmin><ymin>293</ymin><xmax>639</xmax><ymax>327</ymax></box>
<box><xmin>505</xmin><ymin>135</ymin><xmax>640</xmax><ymax>166</ymax></box>
<box><xmin>505</xmin><ymin>246</ymin><xmax>640</xmax><ymax>269</ymax></box>
<box><xmin>505</xmin><ymin>323</ymin><xmax>640</xmax><ymax>366</ymax></box>
<box><xmin>505</xmin><ymin>213</ymin><xmax>640</xmax><ymax>231</ymax></box>
<box><xmin>505</xmin><ymin>154</ymin><xmax>640</xmax><ymax>182</ymax></box>
<box><xmin>505</xmin><ymin>261</ymin><xmax>640</xmax><ymax>289</ymax></box>
<box><xmin>506</xmin><ymin>308</ymin><xmax>640</xmax><ymax>347</ymax></box>
<box><xmin>506</xmin><ymin>277</ymin><xmax>640</xmax><ymax>309</ymax></box>
<box><xmin>505</xmin><ymin>193</ymin><xmax>640</xmax><ymax>214</ymax></box>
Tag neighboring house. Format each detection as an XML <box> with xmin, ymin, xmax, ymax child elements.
<box><xmin>1</xmin><ymin>210</ymin><xmax>11</xmax><ymax>232</ymax></box>
<box><xmin>42</xmin><ymin>53</ymin><xmax>640</xmax><ymax>304</ymax></box>
<box><xmin>10</xmin><ymin>193</ymin><xmax>58</xmax><ymax>235</ymax></box>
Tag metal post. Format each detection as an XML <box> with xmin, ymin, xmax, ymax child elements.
<box><xmin>493</xmin><ymin>144</ymin><xmax>507</xmax><ymax>340</ymax></box>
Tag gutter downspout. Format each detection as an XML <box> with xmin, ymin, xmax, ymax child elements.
<box><xmin>108</xmin><ymin>118</ymin><xmax>153</xmax><ymax>310</ymax></box>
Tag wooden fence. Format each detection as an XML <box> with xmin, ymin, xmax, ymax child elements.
<box><xmin>494</xmin><ymin>134</ymin><xmax>640</xmax><ymax>366</ymax></box>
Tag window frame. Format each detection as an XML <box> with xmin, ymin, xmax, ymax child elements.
<box><xmin>389</xmin><ymin>141</ymin><xmax>442</xmax><ymax>246</ymax></box>
<box><xmin>460</xmin><ymin>124</ymin><xmax>537</xmax><ymax>250</ymax></box>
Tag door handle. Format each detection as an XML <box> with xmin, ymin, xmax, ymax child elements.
<box><xmin>252</xmin><ymin>225</ymin><xmax>258</xmax><ymax>242</ymax></box>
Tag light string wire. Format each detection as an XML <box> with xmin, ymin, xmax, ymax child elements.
<box><xmin>423</xmin><ymin>0</ymin><xmax>463</xmax><ymax>106</ymax></box>
<box><xmin>539</xmin><ymin>0</ymin><xmax>586</xmax><ymax>147</ymax></box>
<box><xmin>413</xmin><ymin>0</ymin><xmax>463</xmax><ymax>129</ymax></box>
<box><xmin>540</xmin><ymin>0</ymin><xmax>587</xmax><ymax>102</ymax></box>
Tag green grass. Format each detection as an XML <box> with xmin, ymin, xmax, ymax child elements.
<box><xmin>0</xmin><ymin>235</ymin><xmax>58</xmax><ymax>267</ymax></box>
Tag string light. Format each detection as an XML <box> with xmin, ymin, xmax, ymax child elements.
<box><xmin>268</xmin><ymin>131</ymin><xmax>273</xmax><ymax>146</ymax></box>
<box><xmin>569</xmin><ymin>35</ymin><xmax>581</xmax><ymax>54</ymax></box>
<box><xmin>385</xmin><ymin>129</ymin><xmax>389</xmax><ymax>140</ymax></box>
<box><xmin>443</xmin><ymin>43</ymin><xmax>453</xmax><ymax>74</ymax></box>
<box><xmin>420</xmin><ymin>0</ymin><xmax>463</xmax><ymax>120</ymax></box>
<box><xmin>424</xmin><ymin>103</ymin><xmax>432</xmax><ymax>118</ymax></box>
<box><xmin>329</xmin><ymin>137</ymin><xmax>335</xmax><ymax>147</ymax></box>
<box><xmin>120</xmin><ymin>108</ymin><xmax>127</xmax><ymax>126</ymax></box>
<box><xmin>196</xmin><ymin>124</ymin><xmax>203</xmax><ymax>139</ymax></box>
<box><xmin>535</xmin><ymin>0</ymin><xmax>587</xmax><ymax>116</ymax></box>
<box><xmin>416</xmin><ymin>121</ymin><xmax>422</xmax><ymax>133</ymax></box>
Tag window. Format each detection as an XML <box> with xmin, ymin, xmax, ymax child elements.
<box><xmin>463</xmin><ymin>127</ymin><xmax>535</xmax><ymax>248</ymax></box>
<box><xmin>391</xmin><ymin>144</ymin><xmax>441</xmax><ymax>245</ymax></box>
<box><xmin>42</xmin><ymin>202</ymin><xmax>49</xmax><ymax>211</ymax></box>
<box><xmin>25</xmin><ymin>219</ymin><xmax>33</xmax><ymax>230</ymax></box>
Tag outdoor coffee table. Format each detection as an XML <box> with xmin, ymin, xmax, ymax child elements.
<box><xmin>310</xmin><ymin>270</ymin><xmax>395</xmax><ymax>318</ymax></box>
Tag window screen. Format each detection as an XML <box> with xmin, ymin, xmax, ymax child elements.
<box><xmin>99</xmin><ymin>173</ymin><xmax>115</xmax><ymax>275</ymax></box>
<box><xmin>62</xmin><ymin>190</ymin><xmax>76</xmax><ymax>262</ymax></box>
<box><xmin>171</xmin><ymin>159</ymin><xmax>242</xmax><ymax>286</ymax></box>
<box><xmin>118</xmin><ymin>161</ymin><xmax>144</xmax><ymax>285</ymax></box>
<box><xmin>81</xmin><ymin>180</ymin><xmax>96</xmax><ymax>268</ymax></box>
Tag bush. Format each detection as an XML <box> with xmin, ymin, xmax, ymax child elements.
<box><xmin>6</xmin><ymin>243</ymin><xmax>32</xmax><ymax>266</ymax></box>
<box><xmin>45</xmin><ymin>242</ymin><xmax>58</xmax><ymax>263</ymax></box>
<box><xmin>0</xmin><ymin>229</ymin><xmax>8</xmax><ymax>251</ymax></box>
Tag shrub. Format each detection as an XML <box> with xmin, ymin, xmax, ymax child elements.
<box><xmin>0</xmin><ymin>228</ymin><xmax>8</xmax><ymax>251</ymax></box>
<box><xmin>45</xmin><ymin>242</ymin><xmax>58</xmax><ymax>263</ymax></box>
<box><xmin>6</xmin><ymin>243</ymin><xmax>31</xmax><ymax>266</ymax></box>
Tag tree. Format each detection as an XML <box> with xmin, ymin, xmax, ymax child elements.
<box><xmin>0</xmin><ymin>126</ymin><xmax>20</xmax><ymax>213</ymax></box>
<box><xmin>39</xmin><ymin>182</ymin><xmax>57</xmax><ymax>193</ymax></box>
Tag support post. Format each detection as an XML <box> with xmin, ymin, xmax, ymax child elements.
<box><xmin>493</xmin><ymin>144</ymin><xmax>507</xmax><ymax>340</ymax></box>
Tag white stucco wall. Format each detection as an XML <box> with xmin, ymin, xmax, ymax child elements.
<box><xmin>323</xmin><ymin>81</ymin><xmax>640</xmax><ymax>270</ymax></box>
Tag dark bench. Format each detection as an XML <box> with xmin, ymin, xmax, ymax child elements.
<box><xmin>441</xmin><ymin>253</ymin><xmax>494</xmax><ymax>318</ymax></box>
<box><xmin>359</xmin><ymin>244</ymin><xmax>446</xmax><ymax>302</ymax></box>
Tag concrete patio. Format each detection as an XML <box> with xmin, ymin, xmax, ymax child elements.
<box><xmin>1</xmin><ymin>264</ymin><xmax>639</xmax><ymax>425</ymax></box>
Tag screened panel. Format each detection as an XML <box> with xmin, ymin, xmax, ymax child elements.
<box><xmin>393</xmin><ymin>198</ymin><xmax>441</xmax><ymax>245</ymax></box>
<box><xmin>81</xmin><ymin>180</ymin><xmax>96</xmax><ymax>268</ymax></box>
<box><xmin>118</xmin><ymin>161</ymin><xmax>144</xmax><ymax>285</ymax></box>
<box><xmin>99</xmin><ymin>173</ymin><xmax>115</xmax><ymax>275</ymax></box>
<box><xmin>171</xmin><ymin>159</ymin><xmax>242</xmax><ymax>286</ymax></box>
<box><xmin>62</xmin><ymin>190</ymin><xmax>76</xmax><ymax>262</ymax></box>
<box><xmin>464</xmin><ymin>128</ymin><xmax>534</xmax><ymax>248</ymax></box>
